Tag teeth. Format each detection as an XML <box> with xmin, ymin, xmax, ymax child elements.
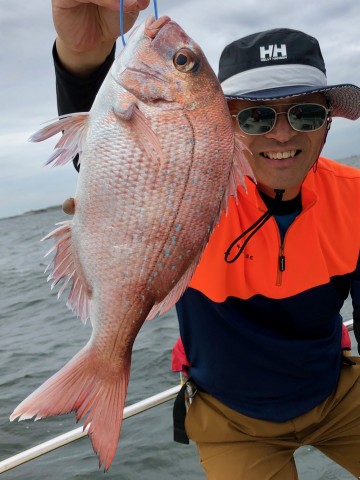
<box><xmin>264</xmin><ymin>150</ymin><xmax>297</xmax><ymax>159</ymax></box>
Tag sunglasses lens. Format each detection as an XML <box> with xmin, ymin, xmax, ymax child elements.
<box><xmin>237</xmin><ymin>107</ymin><xmax>276</xmax><ymax>134</ymax></box>
<box><xmin>288</xmin><ymin>104</ymin><xmax>327</xmax><ymax>131</ymax></box>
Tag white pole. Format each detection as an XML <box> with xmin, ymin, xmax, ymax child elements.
<box><xmin>0</xmin><ymin>385</ymin><xmax>181</xmax><ymax>474</ymax></box>
<box><xmin>344</xmin><ymin>319</ymin><xmax>353</xmax><ymax>331</ymax></box>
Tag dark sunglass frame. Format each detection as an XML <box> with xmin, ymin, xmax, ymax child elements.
<box><xmin>232</xmin><ymin>103</ymin><xmax>332</xmax><ymax>135</ymax></box>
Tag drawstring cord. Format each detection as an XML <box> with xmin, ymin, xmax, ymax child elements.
<box><xmin>224</xmin><ymin>189</ymin><xmax>285</xmax><ymax>263</ymax></box>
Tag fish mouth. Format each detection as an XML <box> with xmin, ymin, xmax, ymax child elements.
<box><xmin>144</xmin><ymin>14</ymin><xmax>171</xmax><ymax>38</ymax></box>
<box><xmin>113</xmin><ymin>15</ymin><xmax>172</xmax><ymax>84</ymax></box>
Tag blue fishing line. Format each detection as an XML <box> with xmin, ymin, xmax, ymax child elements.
<box><xmin>153</xmin><ymin>0</ymin><xmax>159</xmax><ymax>20</ymax></box>
<box><xmin>120</xmin><ymin>0</ymin><xmax>159</xmax><ymax>46</ymax></box>
<box><xmin>120</xmin><ymin>0</ymin><xmax>126</xmax><ymax>46</ymax></box>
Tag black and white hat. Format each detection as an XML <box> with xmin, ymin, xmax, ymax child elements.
<box><xmin>218</xmin><ymin>28</ymin><xmax>360</xmax><ymax>120</ymax></box>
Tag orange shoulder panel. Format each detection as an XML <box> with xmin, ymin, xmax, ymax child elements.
<box><xmin>189</xmin><ymin>157</ymin><xmax>360</xmax><ymax>302</ymax></box>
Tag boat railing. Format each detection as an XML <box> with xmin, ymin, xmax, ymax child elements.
<box><xmin>0</xmin><ymin>386</ymin><xmax>181</xmax><ymax>474</ymax></box>
<box><xmin>0</xmin><ymin>318</ymin><xmax>355</xmax><ymax>474</ymax></box>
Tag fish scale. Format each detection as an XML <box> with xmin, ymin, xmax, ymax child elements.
<box><xmin>10</xmin><ymin>14</ymin><xmax>253</xmax><ymax>471</ymax></box>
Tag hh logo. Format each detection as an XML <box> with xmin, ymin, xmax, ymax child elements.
<box><xmin>260</xmin><ymin>44</ymin><xmax>287</xmax><ymax>61</ymax></box>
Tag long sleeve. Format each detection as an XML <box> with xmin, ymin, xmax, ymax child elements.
<box><xmin>53</xmin><ymin>42</ymin><xmax>116</xmax><ymax>115</ymax></box>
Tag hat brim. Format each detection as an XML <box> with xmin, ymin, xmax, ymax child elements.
<box><xmin>224</xmin><ymin>84</ymin><xmax>360</xmax><ymax>120</ymax></box>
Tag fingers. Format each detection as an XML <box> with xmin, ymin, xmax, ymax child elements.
<box><xmin>62</xmin><ymin>197</ymin><xmax>75</xmax><ymax>215</ymax></box>
<box><xmin>74</xmin><ymin>0</ymin><xmax>150</xmax><ymax>12</ymax></box>
<box><xmin>124</xmin><ymin>0</ymin><xmax>151</xmax><ymax>12</ymax></box>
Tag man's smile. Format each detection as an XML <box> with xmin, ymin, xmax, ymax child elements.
<box><xmin>261</xmin><ymin>150</ymin><xmax>300</xmax><ymax>160</ymax></box>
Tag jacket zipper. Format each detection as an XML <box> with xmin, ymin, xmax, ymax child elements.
<box><xmin>275</xmin><ymin>213</ymin><xmax>303</xmax><ymax>286</ymax></box>
<box><xmin>274</xmin><ymin>212</ymin><xmax>303</xmax><ymax>287</ymax></box>
<box><xmin>272</xmin><ymin>190</ymin><xmax>315</xmax><ymax>286</ymax></box>
<box><xmin>276</xmin><ymin>242</ymin><xmax>286</xmax><ymax>286</ymax></box>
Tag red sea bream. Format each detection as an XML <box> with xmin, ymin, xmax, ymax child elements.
<box><xmin>10</xmin><ymin>15</ymin><xmax>253</xmax><ymax>470</ymax></box>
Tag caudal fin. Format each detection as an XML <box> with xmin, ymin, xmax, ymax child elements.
<box><xmin>10</xmin><ymin>345</ymin><xmax>130</xmax><ymax>471</ymax></box>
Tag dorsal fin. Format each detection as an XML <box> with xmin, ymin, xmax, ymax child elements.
<box><xmin>29</xmin><ymin>113</ymin><xmax>89</xmax><ymax>167</ymax></box>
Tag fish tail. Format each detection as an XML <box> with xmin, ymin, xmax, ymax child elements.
<box><xmin>10</xmin><ymin>345</ymin><xmax>131</xmax><ymax>471</ymax></box>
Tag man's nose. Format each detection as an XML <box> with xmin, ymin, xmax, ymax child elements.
<box><xmin>264</xmin><ymin>112</ymin><xmax>298</xmax><ymax>142</ymax></box>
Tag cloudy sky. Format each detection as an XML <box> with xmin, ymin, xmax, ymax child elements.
<box><xmin>1</xmin><ymin>0</ymin><xmax>359</xmax><ymax>218</ymax></box>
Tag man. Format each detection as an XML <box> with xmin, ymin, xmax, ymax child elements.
<box><xmin>52</xmin><ymin>1</ymin><xmax>360</xmax><ymax>478</ymax></box>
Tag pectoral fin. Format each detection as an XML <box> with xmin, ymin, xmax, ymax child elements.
<box><xmin>114</xmin><ymin>103</ymin><xmax>163</xmax><ymax>165</ymax></box>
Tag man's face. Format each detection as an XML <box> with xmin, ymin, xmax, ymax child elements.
<box><xmin>228</xmin><ymin>93</ymin><xmax>329</xmax><ymax>200</ymax></box>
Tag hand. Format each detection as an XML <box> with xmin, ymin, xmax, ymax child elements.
<box><xmin>62</xmin><ymin>197</ymin><xmax>75</xmax><ymax>215</ymax></box>
<box><xmin>52</xmin><ymin>0</ymin><xmax>150</xmax><ymax>75</ymax></box>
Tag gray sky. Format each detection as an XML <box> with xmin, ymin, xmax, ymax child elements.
<box><xmin>1</xmin><ymin>0</ymin><xmax>359</xmax><ymax>218</ymax></box>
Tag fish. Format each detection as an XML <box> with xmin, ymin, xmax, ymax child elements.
<box><xmin>10</xmin><ymin>14</ymin><xmax>253</xmax><ymax>470</ymax></box>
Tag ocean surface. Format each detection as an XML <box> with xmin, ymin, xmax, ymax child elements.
<box><xmin>0</xmin><ymin>156</ymin><xmax>359</xmax><ymax>479</ymax></box>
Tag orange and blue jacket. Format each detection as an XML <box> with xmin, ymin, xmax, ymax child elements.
<box><xmin>176</xmin><ymin>157</ymin><xmax>360</xmax><ymax>421</ymax></box>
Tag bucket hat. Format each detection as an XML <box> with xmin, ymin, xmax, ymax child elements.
<box><xmin>219</xmin><ymin>28</ymin><xmax>360</xmax><ymax>120</ymax></box>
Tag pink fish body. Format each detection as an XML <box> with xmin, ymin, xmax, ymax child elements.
<box><xmin>10</xmin><ymin>15</ymin><xmax>252</xmax><ymax>470</ymax></box>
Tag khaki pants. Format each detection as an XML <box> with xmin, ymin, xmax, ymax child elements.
<box><xmin>185</xmin><ymin>358</ymin><xmax>360</xmax><ymax>480</ymax></box>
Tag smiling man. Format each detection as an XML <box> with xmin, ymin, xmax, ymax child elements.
<box><xmin>228</xmin><ymin>93</ymin><xmax>330</xmax><ymax>199</ymax></box>
<box><xmin>50</xmin><ymin>5</ymin><xmax>360</xmax><ymax>478</ymax></box>
<box><xmin>173</xmin><ymin>28</ymin><xmax>360</xmax><ymax>479</ymax></box>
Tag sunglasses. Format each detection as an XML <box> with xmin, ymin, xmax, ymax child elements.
<box><xmin>232</xmin><ymin>103</ymin><xmax>332</xmax><ymax>135</ymax></box>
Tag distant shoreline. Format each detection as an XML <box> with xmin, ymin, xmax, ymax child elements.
<box><xmin>0</xmin><ymin>204</ymin><xmax>62</xmax><ymax>221</ymax></box>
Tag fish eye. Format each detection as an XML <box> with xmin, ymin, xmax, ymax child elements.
<box><xmin>173</xmin><ymin>48</ymin><xmax>200</xmax><ymax>73</ymax></box>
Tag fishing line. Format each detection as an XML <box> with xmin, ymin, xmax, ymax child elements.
<box><xmin>120</xmin><ymin>0</ymin><xmax>159</xmax><ymax>47</ymax></box>
<box><xmin>153</xmin><ymin>0</ymin><xmax>159</xmax><ymax>19</ymax></box>
<box><xmin>120</xmin><ymin>0</ymin><xmax>126</xmax><ymax>46</ymax></box>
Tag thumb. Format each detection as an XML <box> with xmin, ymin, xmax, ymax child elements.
<box><xmin>62</xmin><ymin>197</ymin><xmax>75</xmax><ymax>215</ymax></box>
<box><xmin>124</xmin><ymin>0</ymin><xmax>150</xmax><ymax>12</ymax></box>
